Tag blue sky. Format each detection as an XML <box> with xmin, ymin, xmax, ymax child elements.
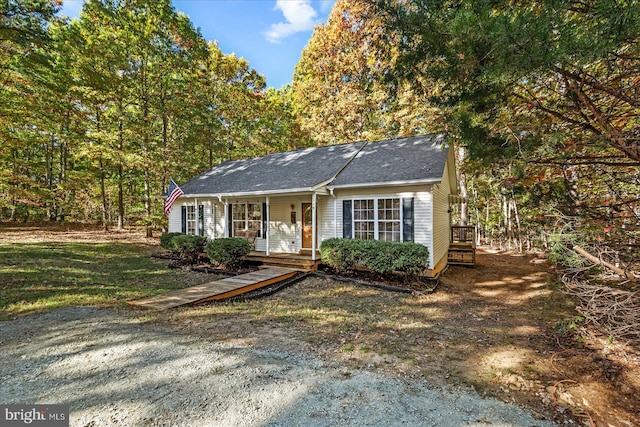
<box><xmin>59</xmin><ymin>0</ymin><xmax>336</xmax><ymax>89</ymax></box>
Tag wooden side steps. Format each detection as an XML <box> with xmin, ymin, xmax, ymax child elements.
<box><xmin>130</xmin><ymin>266</ymin><xmax>298</xmax><ymax>310</ymax></box>
<box><xmin>448</xmin><ymin>243</ymin><xmax>476</xmax><ymax>266</ymax></box>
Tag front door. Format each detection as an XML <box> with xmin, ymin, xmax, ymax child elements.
<box><xmin>301</xmin><ymin>202</ymin><xmax>314</xmax><ymax>249</ymax></box>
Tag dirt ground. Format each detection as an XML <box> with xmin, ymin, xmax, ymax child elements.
<box><xmin>158</xmin><ymin>250</ymin><xmax>640</xmax><ymax>427</ymax></box>
<box><xmin>2</xmin><ymin>225</ymin><xmax>639</xmax><ymax>426</ymax></box>
<box><xmin>440</xmin><ymin>251</ymin><xmax>640</xmax><ymax>426</ymax></box>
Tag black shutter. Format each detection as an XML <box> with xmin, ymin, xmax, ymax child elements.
<box><xmin>262</xmin><ymin>202</ymin><xmax>267</xmax><ymax>238</ymax></box>
<box><xmin>198</xmin><ymin>205</ymin><xmax>204</xmax><ymax>236</ymax></box>
<box><xmin>181</xmin><ymin>205</ymin><xmax>187</xmax><ymax>234</ymax></box>
<box><xmin>227</xmin><ymin>204</ymin><xmax>233</xmax><ymax>237</ymax></box>
<box><xmin>342</xmin><ymin>200</ymin><xmax>352</xmax><ymax>239</ymax></box>
<box><xmin>402</xmin><ymin>198</ymin><xmax>414</xmax><ymax>242</ymax></box>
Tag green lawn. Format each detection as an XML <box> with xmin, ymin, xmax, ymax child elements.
<box><xmin>0</xmin><ymin>242</ymin><xmax>215</xmax><ymax>320</ymax></box>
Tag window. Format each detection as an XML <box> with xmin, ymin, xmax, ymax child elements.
<box><xmin>186</xmin><ymin>205</ymin><xmax>196</xmax><ymax>235</ymax></box>
<box><xmin>378</xmin><ymin>198</ymin><xmax>401</xmax><ymax>242</ymax></box>
<box><xmin>232</xmin><ymin>203</ymin><xmax>262</xmax><ymax>238</ymax></box>
<box><xmin>247</xmin><ymin>203</ymin><xmax>262</xmax><ymax>238</ymax></box>
<box><xmin>232</xmin><ymin>203</ymin><xmax>246</xmax><ymax>237</ymax></box>
<box><xmin>352</xmin><ymin>198</ymin><xmax>401</xmax><ymax>241</ymax></box>
<box><xmin>198</xmin><ymin>205</ymin><xmax>205</xmax><ymax>236</ymax></box>
<box><xmin>353</xmin><ymin>199</ymin><xmax>375</xmax><ymax>240</ymax></box>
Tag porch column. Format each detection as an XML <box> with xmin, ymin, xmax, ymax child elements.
<box><xmin>265</xmin><ymin>196</ymin><xmax>270</xmax><ymax>256</ymax></box>
<box><xmin>224</xmin><ymin>199</ymin><xmax>229</xmax><ymax>238</ymax></box>
<box><xmin>194</xmin><ymin>198</ymin><xmax>198</xmax><ymax>236</ymax></box>
<box><xmin>312</xmin><ymin>192</ymin><xmax>317</xmax><ymax>261</ymax></box>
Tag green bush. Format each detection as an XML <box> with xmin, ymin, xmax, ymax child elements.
<box><xmin>319</xmin><ymin>238</ymin><xmax>357</xmax><ymax>272</ymax></box>
<box><xmin>205</xmin><ymin>238</ymin><xmax>251</xmax><ymax>269</ymax></box>
<box><xmin>170</xmin><ymin>234</ymin><xmax>207</xmax><ymax>263</ymax></box>
<box><xmin>320</xmin><ymin>238</ymin><xmax>429</xmax><ymax>275</ymax></box>
<box><xmin>160</xmin><ymin>232</ymin><xmax>183</xmax><ymax>251</ymax></box>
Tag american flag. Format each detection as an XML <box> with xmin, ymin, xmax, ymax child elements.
<box><xmin>164</xmin><ymin>179</ymin><xmax>184</xmax><ymax>215</ymax></box>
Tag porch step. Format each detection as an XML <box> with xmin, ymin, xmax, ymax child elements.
<box><xmin>448</xmin><ymin>245</ymin><xmax>476</xmax><ymax>266</ymax></box>
<box><xmin>246</xmin><ymin>252</ymin><xmax>321</xmax><ymax>272</ymax></box>
<box><xmin>261</xmin><ymin>260</ymin><xmax>319</xmax><ymax>272</ymax></box>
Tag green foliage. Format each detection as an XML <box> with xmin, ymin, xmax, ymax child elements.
<box><xmin>320</xmin><ymin>238</ymin><xmax>429</xmax><ymax>276</ymax></box>
<box><xmin>377</xmin><ymin>0</ymin><xmax>640</xmax><ymax>258</ymax></box>
<box><xmin>169</xmin><ymin>235</ymin><xmax>207</xmax><ymax>263</ymax></box>
<box><xmin>554</xmin><ymin>316</ymin><xmax>586</xmax><ymax>336</ymax></box>
<box><xmin>547</xmin><ymin>233</ymin><xmax>585</xmax><ymax>269</ymax></box>
<box><xmin>205</xmin><ymin>238</ymin><xmax>251</xmax><ymax>269</ymax></box>
<box><xmin>319</xmin><ymin>238</ymin><xmax>357</xmax><ymax>272</ymax></box>
<box><xmin>0</xmin><ymin>0</ymin><xmax>294</xmax><ymax>227</ymax></box>
<box><xmin>160</xmin><ymin>232</ymin><xmax>183</xmax><ymax>251</ymax></box>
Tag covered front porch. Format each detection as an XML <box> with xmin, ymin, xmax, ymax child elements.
<box><xmin>177</xmin><ymin>190</ymin><xmax>327</xmax><ymax>264</ymax></box>
<box><xmin>225</xmin><ymin>192</ymin><xmax>324</xmax><ymax>260</ymax></box>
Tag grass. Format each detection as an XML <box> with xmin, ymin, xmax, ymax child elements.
<box><xmin>0</xmin><ymin>242</ymin><xmax>217</xmax><ymax>320</ymax></box>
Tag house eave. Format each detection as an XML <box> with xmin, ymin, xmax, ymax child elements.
<box><xmin>181</xmin><ymin>187</ymin><xmax>318</xmax><ymax>199</ymax></box>
<box><xmin>327</xmin><ymin>178</ymin><xmax>442</xmax><ymax>190</ymax></box>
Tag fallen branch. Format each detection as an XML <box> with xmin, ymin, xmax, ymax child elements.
<box><xmin>562</xmin><ymin>275</ymin><xmax>640</xmax><ymax>345</ymax></box>
<box><xmin>573</xmin><ymin>245</ymin><xmax>638</xmax><ymax>282</ymax></box>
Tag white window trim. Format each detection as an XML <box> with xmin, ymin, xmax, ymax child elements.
<box><xmin>351</xmin><ymin>197</ymin><xmax>403</xmax><ymax>241</ymax></box>
<box><xmin>232</xmin><ymin>202</ymin><xmax>263</xmax><ymax>238</ymax></box>
<box><xmin>186</xmin><ymin>205</ymin><xmax>197</xmax><ymax>235</ymax></box>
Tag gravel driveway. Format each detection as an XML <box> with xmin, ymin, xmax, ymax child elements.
<box><xmin>1</xmin><ymin>307</ymin><xmax>556</xmax><ymax>426</ymax></box>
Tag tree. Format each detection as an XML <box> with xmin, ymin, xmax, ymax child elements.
<box><xmin>378</xmin><ymin>0</ymin><xmax>640</xmax><ymax>162</ymax></box>
<box><xmin>378</xmin><ymin>0</ymin><xmax>640</xmax><ymax>257</ymax></box>
<box><xmin>292</xmin><ymin>0</ymin><xmax>442</xmax><ymax>145</ymax></box>
<box><xmin>0</xmin><ymin>0</ymin><xmax>64</xmax><ymax>220</ymax></box>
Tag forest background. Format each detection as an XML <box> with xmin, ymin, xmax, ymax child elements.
<box><xmin>1</xmin><ymin>0</ymin><xmax>638</xmax><ymax>271</ymax></box>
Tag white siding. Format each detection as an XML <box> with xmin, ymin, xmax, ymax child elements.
<box><xmin>267</xmin><ymin>196</ymin><xmax>302</xmax><ymax>253</ymax></box>
<box><xmin>319</xmin><ymin>196</ymin><xmax>339</xmax><ymax>242</ymax></box>
<box><xmin>432</xmin><ymin>160</ymin><xmax>453</xmax><ymax>270</ymax></box>
<box><xmin>328</xmin><ymin>186</ymin><xmax>435</xmax><ymax>269</ymax></box>
<box><xmin>167</xmin><ymin>200</ymin><xmax>183</xmax><ymax>233</ymax></box>
<box><xmin>168</xmin><ymin>198</ymin><xmax>223</xmax><ymax>240</ymax></box>
<box><xmin>209</xmin><ymin>200</ymin><xmax>225</xmax><ymax>240</ymax></box>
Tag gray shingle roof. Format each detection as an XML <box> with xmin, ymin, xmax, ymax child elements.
<box><xmin>329</xmin><ymin>134</ymin><xmax>448</xmax><ymax>188</ymax></box>
<box><xmin>176</xmin><ymin>134</ymin><xmax>448</xmax><ymax>196</ymax></box>
<box><xmin>178</xmin><ymin>141</ymin><xmax>366</xmax><ymax>196</ymax></box>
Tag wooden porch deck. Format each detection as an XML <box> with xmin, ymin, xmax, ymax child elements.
<box><xmin>246</xmin><ymin>251</ymin><xmax>321</xmax><ymax>271</ymax></box>
<box><xmin>129</xmin><ymin>266</ymin><xmax>299</xmax><ymax>310</ymax></box>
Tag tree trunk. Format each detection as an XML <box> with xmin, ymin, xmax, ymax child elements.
<box><xmin>457</xmin><ymin>146</ymin><xmax>468</xmax><ymax>225</ymax></box>
<box><xmin>117</xmin><ymin>116</ymin><xmax>125</xmax><ymax>230</ymax></box>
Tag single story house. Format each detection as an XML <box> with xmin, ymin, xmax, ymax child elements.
<box><xmin>167</xmin><ymin>134</ymin><xmax>458</xmax><ymax>276</ymax></box>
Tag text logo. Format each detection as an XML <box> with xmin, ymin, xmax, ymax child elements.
<box><xmin>1</xmin><ymin>405</ymin><xmax>68</xmax><ymax>427</ymax></box>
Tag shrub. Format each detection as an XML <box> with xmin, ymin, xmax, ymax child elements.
<box><xmin>319</xmin><ymin>238</ymin><xmax>357</xmax><ymax>272</ymax></box>
<box><xmin>170</xmin><ymin>234</ymin><xmax>207</xmax><ymax>263</ymax></box>
<box><xmin>160</xmin><ymin>232</ymin><xmax>183</xmax><ymax>251</ymax></box>
<box><xmin>205</xmin><ymin>238</ymin><xmax>251</xmax><ymax>269</ymax></box>
<box><xmin>320</xmin><ymin>238</ymin><xmax>429</xmax><ymax>276</ymax></box>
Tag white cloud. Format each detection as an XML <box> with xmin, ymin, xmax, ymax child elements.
<box><xmin>263</xmin><ymin>0</ymin><xmax>319</xmax><ymax>44</ymax></box>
